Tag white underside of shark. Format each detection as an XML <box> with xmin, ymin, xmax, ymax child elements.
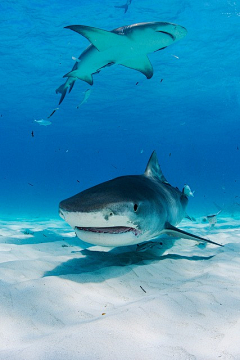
<box><xmin>56</xmin><ymin>22</ymin><xmax>187</xmax><ymax>104</ymax></box>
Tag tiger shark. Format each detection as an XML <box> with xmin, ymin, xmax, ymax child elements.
<box><xmin>56</xmin><ymin>22</ymin><xmax>187</xmax><ymax>104</ymax></box>
<box><xmin>59</xmin><ymin>152</ymin><xmax>222</xmax><ymax>248</ymax></box>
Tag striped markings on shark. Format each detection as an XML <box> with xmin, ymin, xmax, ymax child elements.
<box><xmin>56</xmin><ymin>22</ymin><xmax>187</xmax><ymax>104</ymax></box>
<box><xmin>59</xmin><ymin>151</ymin><xmax>223</xmax><ymax>248</ymax></box>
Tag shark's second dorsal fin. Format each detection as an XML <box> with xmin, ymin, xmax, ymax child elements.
<box><xmin>144</xmin><ymin>151</ymin><xmax>169</xmax><ymax>184</ymax></box>
<box><xmin>65</xmin><ymin>25</ymin><xmax>124</xmax><ymax>52</ymax></box>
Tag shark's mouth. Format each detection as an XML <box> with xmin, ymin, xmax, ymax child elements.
<box><xmin>75</xmin><ymin>226</ymin><xmax>140</xmax><ymax>236</ymax></box>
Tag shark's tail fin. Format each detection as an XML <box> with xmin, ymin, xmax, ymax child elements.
<box><xmin>56</xmin><ymin>82</ymin><xmax>68</xmax><ymax>105</ymax></box>
<box><xmin>56</xmin><ymin>76</ymin><xmax>77</xmax><ymax>104</ymax></box>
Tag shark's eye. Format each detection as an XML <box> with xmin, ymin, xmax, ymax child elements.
<box><xmin>134</xmin><ymin>204</ymin><xmax>138</xmax><ymax>212</ymax></box>
<box><xmin>109</xmin><ymin>212</ymin><xmax>113</xmax><ymax>216</ymax></box>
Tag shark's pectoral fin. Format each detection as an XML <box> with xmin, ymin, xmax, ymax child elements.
<box><xmin>163</xmin><ymin>222</ymin><xmax>223</xmax><ymax>247</ymax></box>
<box><xmin>118</xmin><ymin>56</ymin><xmax>153</xmax><ymax>79</ymax></box>
<box><xmin>65</xmin><ymin>25</ymin><xmax>124</xmax><ymax>52</ymax></box>
<box><xmin>63</xmin><ymin>70</ymin><xmax>93</xmax><ymax>85</ymax></box>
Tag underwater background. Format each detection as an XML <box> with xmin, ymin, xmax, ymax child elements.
<box><xmin>1</xmin><ymin>0</ymin><xmax>239</xmax><ymax>220</ymax></box>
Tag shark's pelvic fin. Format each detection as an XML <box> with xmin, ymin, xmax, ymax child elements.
<box><xmin>144</xmin><ymin>151</ymin><xmax>169</xmax><ymax>184</ymax></box>
<box><xmin>163</xmin><ymin>222</ymin><xmax>223</xmax><ymax>247</ymax></box>
<box><xmin>63</xmin><ymin>70</ymin><xmax>93</xmax><ymax>85</ymax></box>
<box><xmin>118</xmin><ymin>56</ymin><xmax>153</xmax><ymax>79</ymax></box>
<box><xmin>65</xmin><ymin>25</ymin><xmax>124</xmax><ymax>52</ymax></box>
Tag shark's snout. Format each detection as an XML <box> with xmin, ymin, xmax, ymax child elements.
<box><xmin>176</xmin><ymin>25</ymin><xmax>187</xmax><ymax>40</ymax></box>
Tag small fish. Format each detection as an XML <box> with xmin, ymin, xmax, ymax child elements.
<box><xmin>171</xmin><ymin>54</ymin><xmax>179</xmax><ymax>59</ymax></box>
<box><xmin>183</xmin><ymin>184</ymin><xmax>195</xmax><ymax>197</ymax></box>
<box><xmin>115</xmin><ymin>0</ymin><xmax>132</xmax><ymax>13</ymax></box>
<box><xmin>47</xmin><ymin>108</ymin><xmax>59</xmax><ymax>118</ymax></box>
<box><xmin>203</xmin><ymin>210</ymin><xmax>222</xmax><ymax>227</ymax></box>
<box><xmin>31</xmin><ymin>131</ymin><xmax>34</xmax><ymax>137</ymax></box>
<box><xmin>76</xmin><ymin>89</ymin><xmax>91</xmax><ymax>108</ymax></box>
<box><xmin>34</xmin><ymin>119</ymin><xmax>52</xmax><ymax>126</ymax></box>
<box><xmin>28</xmin><ymin>183</ymin><xmax>33</xmax><ymax>186</ymax></box>
<box><xmin>72</xmin><ymin>56</ymin><xmax>81</xmax><ymax>63</ymax></box>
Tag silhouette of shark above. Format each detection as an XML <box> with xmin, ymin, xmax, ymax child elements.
<box><xmin>56</xmin><ymin>22</ymin><xmax>187</xmax><ymax>104</ymax></box>
<box><xmin>115</xmin><ymin>0</ymin><xmax>132</xmax><ymax>13</ymax></box>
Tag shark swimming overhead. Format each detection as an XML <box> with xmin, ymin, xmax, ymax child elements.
<box><xmin>59</xmin><ymin>152</ymin><xmax>222</xmax><ymax>248</ymax></box>
<box><xmin>56</xmin><ymin>22</ymin><xmax>187</xmax><ymax>104</ymax></box>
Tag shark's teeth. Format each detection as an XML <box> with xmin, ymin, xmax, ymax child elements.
<box><xmin>75</xmin><ymin>226</ymin><xmax>140</xmax><ymax>236</ymax></box>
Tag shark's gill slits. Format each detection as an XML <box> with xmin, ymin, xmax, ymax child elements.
<box><xmin>75</xmin><ymin>226</ymin><xmax>140</xmax><ymax>236</ymax></box>
<box><xmin>156</xmin><ymin>31</ymin><xmax>175</xmax><ymax>40</ymax></box>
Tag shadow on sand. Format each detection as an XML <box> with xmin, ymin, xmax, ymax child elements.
<box><xmin>44</xmin><ymin>245</ymin><xmax>215</xmax><ymax>283</ymax></box>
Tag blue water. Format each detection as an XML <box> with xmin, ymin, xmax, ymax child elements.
<box><xmin>0</xmin><ymin>0</ymin><xmax>239</xmax><ymax>219</ymax></box>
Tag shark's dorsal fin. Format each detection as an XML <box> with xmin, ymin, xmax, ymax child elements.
<box><xmin>118</xmin><ymin>56</ymin><xmax>153</xmax><ymax>79</ymax></box>
<box><xmin>144</xmin><ymin>151</ymin><xmax>169</xmax><ymax>184</ymax></box>
<box><xmin>65</xmin><ymin>25</ymin><xmax>124</xmax><ymax>52</ymax></box>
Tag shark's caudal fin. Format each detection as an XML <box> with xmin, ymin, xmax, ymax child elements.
<box><xmin>163</xmin><ymin>222</ymin><xmax>223</xmax><ymax>247</ymax></box>
<box><xmin>56</xmin><ymin>82</ymin><xmax>69</xmax><ymax>105</ymax></box>
<box><xmin>65</xmin><ymin>25</ymin><xmax>125</xmax><ymax>52</ymax></box>
<box><xmin>144</xmin><ymin>151</ymin><xmax>169</xmax><ymax>184</ymax></box>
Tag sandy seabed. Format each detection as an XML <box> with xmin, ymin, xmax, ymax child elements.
<box><xmin>0</xmin><ymin>216</ymin><xmax>240</xmax><ymax>360</ymax></box>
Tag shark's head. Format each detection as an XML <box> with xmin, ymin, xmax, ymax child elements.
<box><xmin>59</xmin><ymin>152</ymin><xmax>174</xmax><ymax>247</ymax></box>
<box><xmin>119</xmin><ymin>21</ymin><xmax>187</xmax><ymax>50</ymax></box>
<box><xmin>59</xmin><ymin>174</ymin><xmax>166</xmax><ymax>247</ymax></box>
<box><xmin>154</xmin><ymin>22</ymin><xmax>187</xmax><ymax>41</ymax></box>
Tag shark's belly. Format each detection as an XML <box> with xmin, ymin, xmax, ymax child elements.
<box><xmin>78</xmin><ymin>46</ymin><xmax>123</xmax><ymax>75</ymax></box>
